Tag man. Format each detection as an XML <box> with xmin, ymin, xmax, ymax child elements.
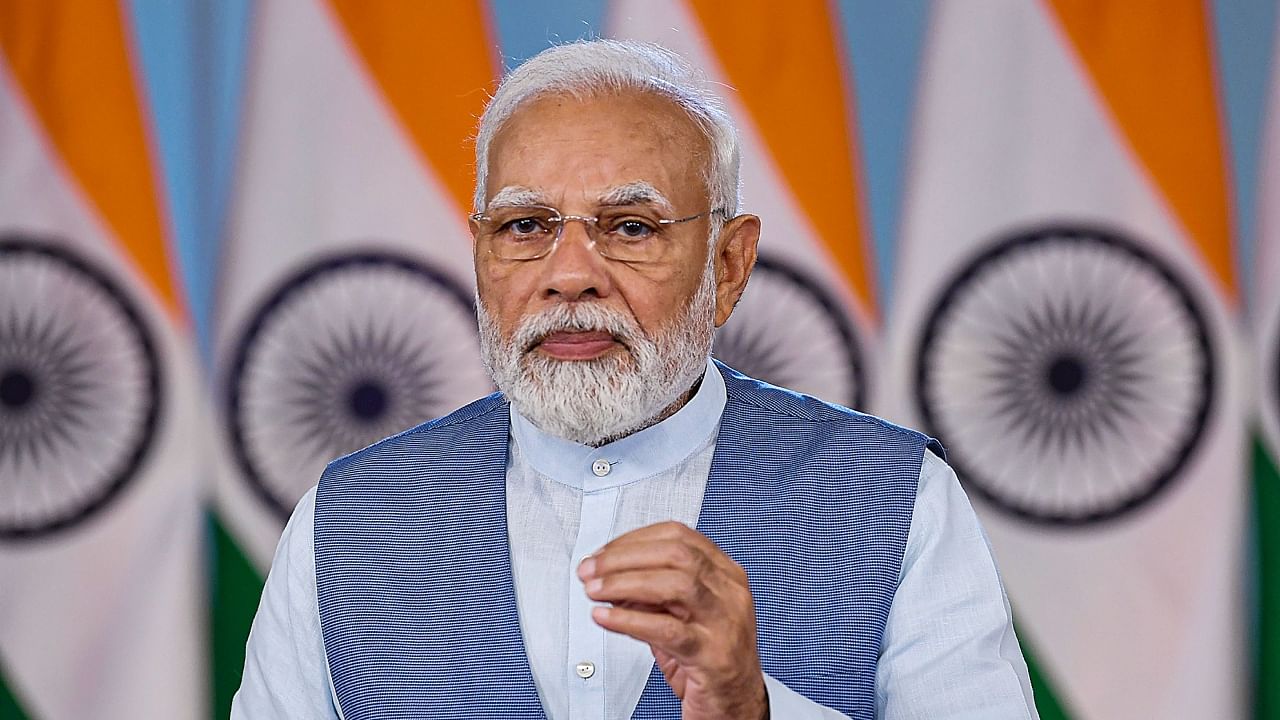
<box><xmin>233</xmin><ymin>39</ymin><xmax>1037</xmax><ymax>719</ymax></box>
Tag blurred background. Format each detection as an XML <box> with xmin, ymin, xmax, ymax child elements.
<box><xmin>1</xmin><ymin>0</ymin><xmax>1278</xmax><ymax>718</ymax></box>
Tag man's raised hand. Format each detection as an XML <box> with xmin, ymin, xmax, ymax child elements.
<box><xmin>577</xmin><ymin>521</ymin><xmax>768</xmax><ymax>720</ymax></box>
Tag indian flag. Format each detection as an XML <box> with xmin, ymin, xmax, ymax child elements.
<box><xmin>0</xmin><ymin>3</ymin><xmax>205</xmax><ymax>718</ymax></box>
<box><xmin>609</xmin><ymin>0</ymin><xmax>878</xmax><ymax>410</ymax></box>
<box><xmin>880</xmin><ymin>2</ymin><xmax>1246</xmax><ymax>718</ymax></box>
<box><xmin>1255</xmin><ymin>14</ymin><xmax>1280</xmax><ymax>719</ymax></box>
<box><xmin>209</xmin><ymin>0</ymin><xmax>497</xmax><ymax>712</ymax></box>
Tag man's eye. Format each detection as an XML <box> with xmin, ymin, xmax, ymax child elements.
<box><xmin>505</xmin><ymin>217</ymin><xmax>546</xmax><ymax>235</ymax></box>
<box><xmin>612</xmin><ymin>219</ymin><xmax>656</xmax><ymax>239</ymax></box>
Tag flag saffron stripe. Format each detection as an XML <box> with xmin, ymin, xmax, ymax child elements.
<box><xmin>686</xmin><ymin>0</ymin><xmax>878</xmax><ymax>316</ymax></box>
<box><xmin>0</xmin><ymin>0</ymin><xmax>180</xmax><ymax>315</ymax></box>
<box><xmin>1045</xmin><ymin>0</ymin><xmax>1237</xmax><ymax>302</ymax></box>
<box><xmin>325</xmin><ymin>0</ymin><xmax>499</xmax><ymax>215</ymax></box>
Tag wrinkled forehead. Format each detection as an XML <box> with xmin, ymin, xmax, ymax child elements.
<box><xmin>483</xmin><ymin>90</ymin><xmax>712</xmax><ymax>209</ymax></box>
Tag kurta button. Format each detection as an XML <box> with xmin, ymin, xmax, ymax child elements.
<box><xmin>575</xmin><ymin>661</ymin><xmax>596</xmax><ymax>679</ymax></box>
<box><xmin>591</xmin><ymin>459</ymin><xmax>611</xmax><ymax>477</ymax></box>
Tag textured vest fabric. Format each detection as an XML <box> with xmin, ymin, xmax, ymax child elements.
<box><xmin>315</xmin><ymin>363</ymin><xmax>938</xmax><ymax>720</ymax></box>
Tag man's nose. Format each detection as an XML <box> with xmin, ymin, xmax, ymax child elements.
<box><xmin>539</xmin><ymin>219</ymin><xmax>613</xmax><ymax>302</ymax></box>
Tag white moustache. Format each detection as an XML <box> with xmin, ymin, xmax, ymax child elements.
<box><xmin>513</xmin><ymin>303</ymin><xmax>643</xmax><ymax>354</ymax></box>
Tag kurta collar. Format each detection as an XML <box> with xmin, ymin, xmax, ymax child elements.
<box><xmin>509</xmin><ymin>358</ymin><xmax>726</xmax><ymax>491</ymax></box>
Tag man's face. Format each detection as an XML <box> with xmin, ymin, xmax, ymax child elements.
<box><xmin>470</xmin><ymin>90</ymin><xmax>758</xmax><ymax>444</ymax></box>
<box><xmin>475</xmin><ymin>90</ymin><xmax>717</xmax><ymax>358</ymax></box>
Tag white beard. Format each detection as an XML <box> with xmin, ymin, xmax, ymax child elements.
<box><xmin>477</xmin><ymin>262</ymin><xmax>717</xmax><ymax>446</ymax></box>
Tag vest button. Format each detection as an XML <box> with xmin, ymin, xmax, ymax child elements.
<box><xmin>591</xmin><ymin>459</ymin><xmax>611</xmax><ymax>477</ymax></box>
<box><xmin>575</xmin><ymin>661</ymin><xmax>596</xmax><ymax>679</ymax></box>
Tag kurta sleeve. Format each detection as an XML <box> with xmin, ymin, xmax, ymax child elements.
<box><xmin>231</xmin><ymin>487</ymin><xmax>340</xmax><ymax>719</ymax></box>
<box><xmin>875</xmin><ymin>450</ymin><xmax>1038</xmax><ymax>719</ymax></box>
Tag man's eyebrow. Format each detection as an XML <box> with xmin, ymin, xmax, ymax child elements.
<box><xmin>487</xmin><ymin>186</ymin><xmax>547</xmax><ymax>208</ymax></box>
<box><xmin>597</xmin><ymin>182</ymin><xmax>674</xmax><ymax>211</ymax></box>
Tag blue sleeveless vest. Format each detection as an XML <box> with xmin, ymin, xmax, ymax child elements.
<box><xmin>315</xmin><ymin>363</ymin><xmax>939</xmax><ymax>719</ymax></box>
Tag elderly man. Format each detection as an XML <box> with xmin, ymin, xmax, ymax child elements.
<box><xmin>233</xmin><ymin>40</ymin><xmax>1037</xmax><ymax>719</ymax></box>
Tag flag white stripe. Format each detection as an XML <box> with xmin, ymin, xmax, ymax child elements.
<box><xmin>0</xmin><ymin>49</ymin><xmax>205</xmax><ymax>720</ymax></box>
<box><xmin>215</xmin><ymin>0</ymin><xmax>490</xmax><ymax>570</ymax></box>
<box><xmin>885</xmin><ymin>2</ymin><xmax>1246</xmax><ymax>717</ymax></box>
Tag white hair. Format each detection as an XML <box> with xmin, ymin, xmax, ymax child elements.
<box><xmin>473</xmin><ymin>39</ymin><xmax>741</xmax><ymax>221</ymax></box>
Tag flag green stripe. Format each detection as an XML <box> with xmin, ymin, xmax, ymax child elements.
<box><xmin>1019</xmin><ymin>622</ymin><xmax>1074</xmax><ymax>720</ymax></box>
<box><xmin>210</xmin><ymin>511</ymin><xmax>266</xmax><ymax>720</ymax></box>
<box><xmin>1255</xmin><ymin>434</ymin><xmax>1280</xmax><ymax>720</ymax></box>
<box><xmin>0</xmin><ymin>665</ymin><xmax>32</xmax><ymax>720</ymax></box>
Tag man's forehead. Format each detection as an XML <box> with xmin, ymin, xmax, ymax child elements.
<box><xmin>484</xmin><ymin>91</ymin><xmax>711</xmax><ymax>211</ymax></box>
<box><xmin>488</xmin><ymin>181</ymin><xmax>675</xmax><ymax>210</ymax></box>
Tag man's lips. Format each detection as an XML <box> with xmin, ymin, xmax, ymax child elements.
<box><xmin>534</xmin><ymin>330</ymin><xmax>620</xmax><ymax>360</ymax></box>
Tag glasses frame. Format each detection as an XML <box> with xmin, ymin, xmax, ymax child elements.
<box><xmin>469</xmin><ymin>204</ymin><xmax>731</xmax><ymax>263</ymax></box>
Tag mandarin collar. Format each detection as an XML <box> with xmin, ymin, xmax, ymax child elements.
<box><xmin>509</xmin><ymin>358</ymin><xmax>726</xmax><ymax>491</ymax></box>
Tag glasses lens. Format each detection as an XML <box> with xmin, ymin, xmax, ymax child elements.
<box><xmin>594</xmin><ymin>207</ymin><xmax>671</xmax><ymax>263</ymax></box>
<box><xmin>481</xmin><ymin>206</ymin><xmax>559</xmax><ymax>260</ymax></box>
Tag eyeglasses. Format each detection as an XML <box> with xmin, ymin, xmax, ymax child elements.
<box><xmin>469</xmin><ymin>204</ymin><xmax>727</xmax><ymax>263</ymax></box>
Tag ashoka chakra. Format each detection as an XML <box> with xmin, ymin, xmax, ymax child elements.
<box><xmin>225</xmin><ymin>251</ymin><xmax>492</xmax><ymax>520</ymax></box>
<box><xmin>913</xmin><ymin>225</ymin><xmax>1214</xmax><ymax>525</ymax></box>
<box><xmin>0</xmin><ymin>236</ymin><xmax>163</xmax><ymax>539</ymax></box>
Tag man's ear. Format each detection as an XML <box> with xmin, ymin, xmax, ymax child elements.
<box><xmin>712</xmin><ymin>214</ymin><xmax>761</xmax><ymax>327</ymax></box>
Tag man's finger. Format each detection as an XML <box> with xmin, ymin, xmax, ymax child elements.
<box><xmin>584</xmin><ymin>568</ymin><xmax>703</xmax><ymax>619</ymax></box>
<box><xmin>590</xmin><ymin>604</ymin><xmax>704</xmax><ymax>660</ymax></box>
<box><xmin>579</xmin><ymin>537</ymin><xmax>705</xmax><ymax>581</ymax></box>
